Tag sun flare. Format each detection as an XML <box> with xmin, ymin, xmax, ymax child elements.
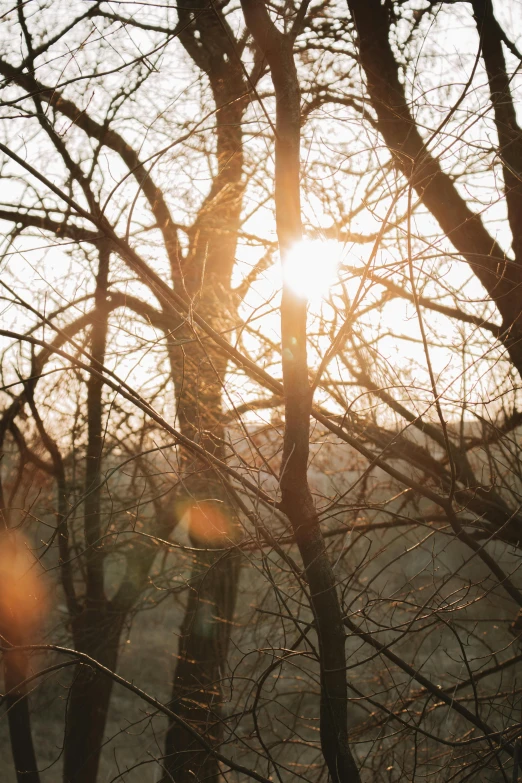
<box><xmin>283</xmin><ymin>239</ymin><xmax>342</xmax><ymax>301</ymax></box>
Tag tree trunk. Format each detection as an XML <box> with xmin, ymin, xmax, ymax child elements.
<box><xmin>4</xmin><ymin>646</ymin><xmax>40</xmax><ymax>783</ymax></box>
<box><xmin>161</xmin><ymin>12</ymin><xmax>247</xmax><ymax>777</ymax></box>
<box><xmin>346</xmin><ymin>0</ymin><xmax>522</xmax><ymax>376</ymax></box>
<box><xmin>470</xmin><ymin>0</ymin><xmax>522</xmax><ymax>261</ymax></box>
<box><xmin>63</xmin><ymin>610</ymin><xmax>123</xmax><ymax>783</ymax></box>
<box><xmin>63</xmin><ymin>244</ymin><xmax>112</xmax><ymax>783</ymax></box>
<box><xmin>163</xmin><ymin>546</ymin><xmax>240</xmax><ymax>782</ymax></box>
<box><xmin>62</xmin><ymin>542</ymin><xmax>167</xmax><ymax>782</ymax></box>
<box><xmin>239</xmin><ymin>5</ymin><xmax>361</xmax><ymax>781</ymax></box>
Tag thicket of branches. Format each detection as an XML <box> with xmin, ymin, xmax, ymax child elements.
<box><xmin>0</xmin><ymin>1</ymin><xmax>521</xmax><ymax>781</ymax></box>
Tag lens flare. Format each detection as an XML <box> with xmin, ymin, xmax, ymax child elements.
<box><xmin>178</xmin><ymin>501</ymin><xmax>232</xmax><ymax>545</ymax></box>
<box><xmin>0</xmin><ymin>533</ymin><xmax>47</xmax><ymax>645</ymax></box>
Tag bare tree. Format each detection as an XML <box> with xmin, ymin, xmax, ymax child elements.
<box><xmin>240</xmin><ymin>3</ymin><xmax>361</xmax><ymax>779</ymax></box>
<box><xmin>1</xmin><ymin>2</ymin><xmax>522</xmax><ymax>782</ymax></box>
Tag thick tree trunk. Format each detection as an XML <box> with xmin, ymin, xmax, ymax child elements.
<box><xmin>63</xmin><ymin>244</ymin><xmax>112</xmax><ymax>783</ymax></box>
<box><xmin>471</xmin><ymin>0</ymin><xmax>522</xmax><ymax>261</ymax></box>
<box><xmin>346</xmin><ymin>0</ymin><xmax>522</xmax><ymax>376</ymax></box>
<box><xmin>239</xmin><ymin>5</ymin><xmax>361</xmax><ymax>781</ymax></box>
<box><xmin>163</xmin><ymin>546</ymin><xmax>240</xmax><ymax>782</ymax></box>
<box><xmin>162</xmin><ymin>344</ymin><xmax>242</xmax><ymax>783</ymax></box>
<box><xmin>63</xmin><ymin>610</ymin><xmax>123</xmax><ymax>783</ymax></box>
<box><xmin>62</xmin><ymin>543</ymin><xmax>165</xmax><ymax>782</ymax></box>
<box><xmin>4</xmin><ymin>646</ymin><xmax>40</xmax><ymax>783</ymax></box>
<box><xmin>162</xmin><ymin>343</ymin><xmax>243</xmax><ymax>783</ymax></box>
<box><xmin>161</xmin><ymin>13</ymin><xmax>247</xmax><ymax>778</ymax></box>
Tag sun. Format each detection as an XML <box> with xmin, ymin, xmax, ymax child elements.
<box><xmin>283</xmin><ymin>239</ymin><xmax>342</xmax><ymax>301</ymax></box>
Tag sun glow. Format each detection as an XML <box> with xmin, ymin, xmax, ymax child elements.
<box><xmin>283</xmin><ymin>239</ymin><xmax>342</xmax><ymax>301</ymax></box>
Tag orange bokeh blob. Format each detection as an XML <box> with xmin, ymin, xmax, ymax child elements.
<box><xmin>0</xmin><ymin>533</ymin><xmax>47</xmax><ymax>646</ymax></box>
<box><xmin>178</xmin><ymin>501</ymin><xmax>232</xmax><ymax>545</ymax></box>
